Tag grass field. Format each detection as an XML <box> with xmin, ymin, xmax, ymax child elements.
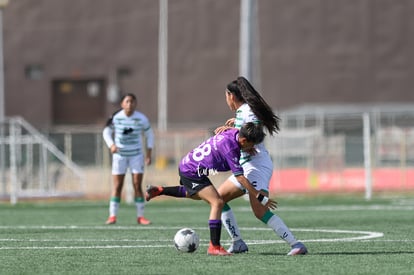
<box><xmin>1</xmin><ymin>194</ymin><xmax>413</xmax><ymax>275</ymax></box>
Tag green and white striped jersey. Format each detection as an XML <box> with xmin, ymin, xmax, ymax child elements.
<box><xmin>234</xmin><ymin>103</ymin><xmax>266</xmax><ymax>165</ymax></box>
<box><xmin>103</xmin><ymin>110</ymin><xmax>154</xmax><ymax>157</ymax></box>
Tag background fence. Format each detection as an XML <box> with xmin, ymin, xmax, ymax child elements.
<box><xmin>0</xmin><ymin>117</ymin><xmax>85</xmax><ymax>204</ymax></box>
<box><xmin>266</xmin><ymin>104</ymin><xmax>414</xmax><ymax>198</ymax></box>
<box><xmin>2</xmin><ymin>104</ymin><xmax>414</xmax><ymax>203</ymax></box>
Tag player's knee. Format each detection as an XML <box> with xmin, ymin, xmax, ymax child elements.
<box><xmin>214</xmin><ymin>197</ymin><xmax>225</xmax><ymax>210</ymax></box>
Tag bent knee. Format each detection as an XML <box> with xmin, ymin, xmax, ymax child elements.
<box><xmin>211</xmin><ymin>197</ymin><xmax>225</xmax><ymax>209</ymax></box>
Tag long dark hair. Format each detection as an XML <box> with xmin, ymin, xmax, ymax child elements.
<box><xmin>227</xmin><ymin>76</ymin><xmax>280</xmax><ymax>135</ymax></box>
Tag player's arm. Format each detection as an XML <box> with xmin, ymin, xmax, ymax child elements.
<box><xmin>145</xmin><ymin>147</ymin><xmax>152</xmax><ymax>165</ymax></box>
<box><xmin>103</xmin><ymin>125</ymin><xmax>117</xmax><ymax>153</ymax></box>
<box><xmin>235</xmin><ymin>174</ymin><xmax>277</xmax><ymax>210</ymax></box>
<box><xmin>143</xmin><ymin>118</ymin><xmax>154</xmax><ymax>166</ymax></box>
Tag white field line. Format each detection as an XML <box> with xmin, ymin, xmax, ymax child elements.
<box><xmin>0</xmin><ymin>228</ymin><xmax>383</xmax><ymax>243</ymax></box>
<box><xmin>237</xmin><ymin>205</ymin><xmax>414</xmax><ymax>212</ymax></box>
<box><xmin>0</xmin><ymin>226</ymin><xmax>386</xmax><ymax>250</ymax></box>
<box><xmin>134</xmin><ymin>204</ymin><xmax>414</xmax><ymax>213</ymax></box>
<box><xmin>2</xmin><ymin>204</ymin><xmax>411</xmax><ymax>250</ymax></box>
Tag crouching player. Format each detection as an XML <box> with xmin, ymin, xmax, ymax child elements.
<box><xmin>145</xmin><ymin>122</ymin><xmax>277</xmax><ymax>256</ymax></box>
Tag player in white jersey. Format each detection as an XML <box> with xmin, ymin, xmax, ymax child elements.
<box><xmin>215</xmin><ymin>77</ymin><xmax>308</xmax><ymax>256</ymax></box>
<box><xmin>103</xmin><ymin>93</ymin><xmax>154</xmax><ymax>225</ymax></box>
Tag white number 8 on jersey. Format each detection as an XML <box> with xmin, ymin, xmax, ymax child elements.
<box><xmin>192</xmin><ymin>143</ymin><xmax>211</xmax><ymax>162</ymax></box>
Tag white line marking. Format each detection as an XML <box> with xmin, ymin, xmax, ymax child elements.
<box><xmin>0</xmin><ymin>226</ymin><xmax>385</xmax><ymax>250</ymax></box>
<box><xmin>235</xmin><ymin>205</ymin><xmax>414</xmax><ymax>212</ymax></box>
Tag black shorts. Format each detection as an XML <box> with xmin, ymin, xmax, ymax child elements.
<box><xmin>178</xmin><ymin>170</ymin><xmax>213</xmax><ymax>197</ymax></box>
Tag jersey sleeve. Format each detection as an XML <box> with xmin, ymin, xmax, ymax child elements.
<box><xmin>102</xmin><ymin>110</ymin><xmax>120</xmax><ymax>148</ymax></box>
<box><xmin>103</xmin><ymin>125</ymin><xmax>114</xmax><ymax>148</ymax></box>
<box><xmin>141</xmin><ymin>114</ymin><xmax>154</xmax><ymax>149</ymax></box>
<box><xmin>224</xmin><ymin>147</ymin><xmax>244</xmax><ymax>176</ymax></box>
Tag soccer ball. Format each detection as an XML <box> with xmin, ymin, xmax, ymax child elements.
<box><xmin>173</xmin><ymin>228</ymin><xmax>199</xmax><ymax>253</ymax></box>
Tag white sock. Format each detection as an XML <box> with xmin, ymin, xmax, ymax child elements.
<box><xmin>109</xmin><ymin>201</ymin><xmax>119</xmax><ymax>217</ymax></box>
<box><xmin>221</xmin><ymin>207</ymin><xmax>242</xmax><ymax>241</ymax></box>
<box><xmin>135</xmin><ymin>198</ymin><xmax>145</xmax><ymax>217</ymax></box>
<box><xmin>267</xmin><ymin>214</ymin><xmax>297</xmax><ymax>246</ymax></box>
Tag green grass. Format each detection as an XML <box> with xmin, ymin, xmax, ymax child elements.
<box><xmin>1</xmin><ymin>194</ymin><xmax>413</xmax><ymax>274</ymax></box>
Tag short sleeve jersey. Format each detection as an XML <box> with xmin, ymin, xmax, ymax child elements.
<box><xmin>103</xmin><ymin>110</ymin><xmax>154</xmax><ymax>157</ymax></box>
<box><xmin>179</xmin><ymin>129</ymin><xmax>243</xmax><ymax>179</ymax></box>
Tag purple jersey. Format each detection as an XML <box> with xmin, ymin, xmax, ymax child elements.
<box><xmin>179</xmin><ymin>129</ymin><xmax>244</xmax><ymax>179</ymax></box>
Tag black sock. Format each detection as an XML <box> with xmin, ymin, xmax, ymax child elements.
<box><xmin>162</xmin><ymin>186</ymin><xmax>186</xmax><ymax>198</ymax></box>
<box><xmin>209</xmin><ymin>219</ymin><xmax>222</xmax><ymax>246</ymax></box>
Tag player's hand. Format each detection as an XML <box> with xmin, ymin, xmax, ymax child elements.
<box><xmin>256</xmin><ymin>193</ymin><xmax>278</xmax><ymax>210</ymax></box>
<box><xmin>214</xmin><ymin>125</ymin><xmax>231</xmax><ymax>135</ymax></box>
<box><xmin>110</xmin><ymin>145</ymin><xmax>118</xmax><ymax>154</ymax></box>
<box><xmin>145</xmin><ymin>156</ymin><xmax>152</xmax><ymax>166</ymax></box>
<box><xmin>225</xmin><ymin>118</ymin><xmax>235</xmax><ymax>127</ymax></box>
<box><xmin>214</xmin><ymin>118</ymin><xmax>236</xmax><ymax>134</ymax></box>
<box><xmin>266</xmin><ymin>198</ymin><xmax>278</xmax><ymax>210</ymax></box>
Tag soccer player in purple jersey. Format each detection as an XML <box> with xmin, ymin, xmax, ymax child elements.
<box><xmin>145</xmin><ymin>122</ymin><xmax>277</xmax><ymax>256</ymax></box>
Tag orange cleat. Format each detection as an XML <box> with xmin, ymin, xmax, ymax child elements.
<box><xmin>207</xmin><ymin>242</ymin><xmax>233</xmax><ymax>256</ymax></box>
<box><xmin>145</xmin><ymin>185</ymin><xmax>163</xmax><ymax>201</ymax></box>
<box><xmin>105</xmin><ymin>216</ymin><xmax>117</xmax><ymax>225</ymax></box>
<box><xmin>137</xmin><ymin>216</ymin><xmax>151</xmax><ymax>225</ymax></box>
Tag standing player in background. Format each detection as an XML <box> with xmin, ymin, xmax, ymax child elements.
<box><xmin>145</xmin><ymin>122</ymin><xmax>277</xmax><ymax>256</ymax></box>
<box><xmin>215</xmin><ymin>76</ymin><xmax>308</xmax><ymax>255</ymax></box>
<box><xmin>103</xmin><ymin>93</ymin><xmax>154</xmax><ymax>225</ymax></box>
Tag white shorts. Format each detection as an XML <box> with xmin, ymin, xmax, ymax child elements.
<box><xmin>112</xmin><ymin>153</ymin><xmax>144</xmax><ymax>175</ymax></box>
<box><xmin>229</xmin><ymin>150</ymin><xmax>273</xmax><ymax>193</ymax></box>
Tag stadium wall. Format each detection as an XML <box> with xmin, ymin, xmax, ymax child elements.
<box><xmin>2</xmin><ymin>0</ymin><xmax>414</xmax><ymax>130</ymax></box>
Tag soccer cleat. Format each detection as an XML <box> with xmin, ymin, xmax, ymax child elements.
<box><xmin>105</xmin><ymin>216</ymin><xmax>117</xmax><ymax>225</ymax></box>
<box><xmin>137</xmin><ymin>216</ymin><xmax>151</xmax><ymax>225</ymax></box>
<box><xmin>227</xmin><ymin>239</ymin><xmax>249</xmax><ymax>253</ymax></box>
<box><xmin>287</xmin><ymin>242</ymin><xmax>308</xmax><ymax>256</ymax></box>
<box><xmin>145</xmin><ymin>185</ymin><xmax>163</xmax><ymax>201</ymax></box>
<box><xmin>207</xmin><ymin>242</ymin><xmax>233</xmax><ymax>256</ymax></box>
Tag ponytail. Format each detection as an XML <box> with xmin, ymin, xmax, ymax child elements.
<box><xmin>235</xmin><ymin>77</ymin><xmax>280</xmax><ymax>135</ymax></box>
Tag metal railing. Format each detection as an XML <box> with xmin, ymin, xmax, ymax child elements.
<box><xmin>3</xmin><ymin>105</ymin><xmax>414</xmax><ymax>203</ymax></box>
<box><xmin>0</xmin><ymin>117</ymin><xmax>85</xmax><ymax>204</ymax></box>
